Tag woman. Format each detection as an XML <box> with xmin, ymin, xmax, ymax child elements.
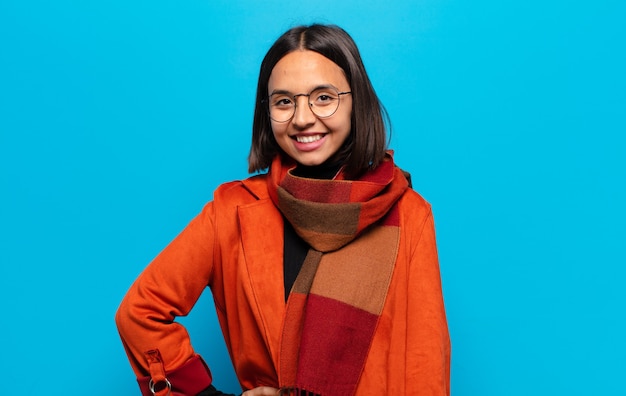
<box><xmin>116</xmin><ymin>24</ymin><xmax>450</xmax><ymax>396</ymax></box>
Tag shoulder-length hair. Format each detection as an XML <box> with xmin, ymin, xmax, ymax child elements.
<box><xmin>248</xmin><ymin>24</ymin><xmax>390</xmax><ymax>178</ymax></box>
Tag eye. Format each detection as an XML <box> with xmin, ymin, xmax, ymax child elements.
<box><xmin>271</xmin><ymin>95</ymin><xmax>293</xmax><ymax>108</ymax></box>
<box><xmin>311</xmin><ymin>90</ymin><xmax>338</xmax><ymax>106</ymax></box>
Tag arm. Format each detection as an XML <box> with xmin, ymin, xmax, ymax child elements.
<box><xmin>406</xmin><ymin>210</ymin><xmax>451</xmax><ymax>395</ymax></box>
<box><xmin>115</xmin><ymin>203</ymin><xmax>218</xmax><ymax>395</ymax></box>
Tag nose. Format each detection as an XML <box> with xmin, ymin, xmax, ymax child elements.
<box><xmin>291</xmin><ymin>96</ymin><xmax>316</xmax><ymax>128</ymax></box>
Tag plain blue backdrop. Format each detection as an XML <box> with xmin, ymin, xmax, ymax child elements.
<box><xmin>1</xmin><ymin>0</ymin><xmax>624</xmax><ymax>394</ymax></box>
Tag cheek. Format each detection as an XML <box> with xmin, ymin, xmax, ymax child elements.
<box><xmin>339</xmin><ymin>104</ymin><xmax>353</xmax><ymax>128</ymax></box>
<box><xmin>270</xmin><ymin>123</ymin><xmax>289</xmax><ymax>147</ymax></box>
<box><xmin>334</xmin><ymin>109</ymin><xmax>352</xmax><ymax>133</ymax></box>
<box><xmin>270</xmin><ymin>121</ymin><xmax>283</xmax><ymax>136</ymax></box>
<box><xmin>270</xmin><ymin>121</ymin><xmax>289</xmax><ymax>135</ymax></box>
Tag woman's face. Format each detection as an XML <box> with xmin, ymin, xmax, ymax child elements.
<box><xmin>268</xmin><ymin>50</ymin><xmax>352</xmax><ymax>167</ymax></box>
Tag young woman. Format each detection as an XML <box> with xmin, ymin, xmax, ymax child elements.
<box><xmin>116</xmin><ymin>24</ymin><xmax>450</xmax><ymax>396</ymax></box>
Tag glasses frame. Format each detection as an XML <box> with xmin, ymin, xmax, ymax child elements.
<box><xmin>264</xmin><ymin>86</ymin><xmax>352</xmax><ymax>123</ymax></box>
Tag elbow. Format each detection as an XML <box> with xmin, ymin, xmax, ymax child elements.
<box><xmin>115</xmin><ymin>297</ymin><xmax>133</xmax><ymax>338</ymax></box>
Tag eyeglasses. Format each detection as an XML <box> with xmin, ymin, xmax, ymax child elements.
<box><xmin>265</xmin><ymin>86</ymin><xmax>352</xmax><ymax>123</ymax></box>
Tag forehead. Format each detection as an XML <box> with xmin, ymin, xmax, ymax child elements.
<box><xmin>268</xmin><ymin>50</ymin><xmax>348</xmax><ymax>93</ymax></box>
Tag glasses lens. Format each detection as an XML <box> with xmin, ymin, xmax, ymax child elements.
<box><xmin>309</xmin><ymin>87</ymin><xmax>340</xmax><ymax>118</ymax></box>
<box><xmin>268</xmin><ymin>93</ymin><xmax>295</xmax><ymax>123</ymax></box>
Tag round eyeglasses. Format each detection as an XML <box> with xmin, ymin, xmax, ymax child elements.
<box><xmin>266</xmin><ymin>86</ymin><xmax>352</xmax><ymax>123</ymax></box>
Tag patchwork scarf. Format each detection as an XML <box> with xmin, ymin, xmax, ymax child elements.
<box><xmin>267</xmin><ymin>153</ymin><xmax>409</xmax><ymax>396</ymax></box>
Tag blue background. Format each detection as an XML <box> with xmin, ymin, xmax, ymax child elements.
<box><xmin>1</xmin><ymin>1</ymin><xmax>624</xmax><ymax>394</ymax></box>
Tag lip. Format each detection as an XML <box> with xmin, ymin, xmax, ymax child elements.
<box><xmin>290</xmin><ymin>133</ymin><xmax>328</xmax><ymax>152</ymax></box>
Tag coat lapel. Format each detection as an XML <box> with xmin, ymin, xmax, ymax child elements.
<box><xmin>238</xmin><ymin>197</ymin><xmax>286</xmax><ymax>368</ymax></box>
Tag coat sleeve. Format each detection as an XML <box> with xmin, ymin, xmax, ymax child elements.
<box><xmin>115</xmin><ymin>202</ymin><xmax>218</xmax><ymax>395</ymax></box>
<box><xmin>406</xmin><ymin>209</ymin><xmax>451</xmax><ymax>395</ymax></box>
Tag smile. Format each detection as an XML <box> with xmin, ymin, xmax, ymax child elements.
<box><xmin>294</xmin><ymin>134</ymin><xmax>324</xmax><ymax>143</ymax></box>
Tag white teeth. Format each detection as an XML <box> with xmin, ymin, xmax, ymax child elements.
<box><xmin>296</xmin><ymin>135</ymin><xmax>323</xmax><ymax>143</ymax></box>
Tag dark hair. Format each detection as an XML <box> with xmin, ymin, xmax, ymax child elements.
<box><xmin>248</xmin><ymin>24</ymin><xmax>390</xmax><ymax>178</ymax></box>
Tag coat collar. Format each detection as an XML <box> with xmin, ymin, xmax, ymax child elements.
<box><xmin>241</xmin><ymin>174</ymin><xmax>271</xmax><ymax>200</ymax></box>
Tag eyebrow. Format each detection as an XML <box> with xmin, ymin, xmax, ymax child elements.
<box><xmin>269</xmin><ymin>84</ymin><xmax>339</xmax><ymax>96</ymax></box>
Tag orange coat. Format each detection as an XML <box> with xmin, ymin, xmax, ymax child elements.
<box><xmin>116</xmin><ymin>174</ymin><xmax>450</xmax><ymax>395</ymax></box>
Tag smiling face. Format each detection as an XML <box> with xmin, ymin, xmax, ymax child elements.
<box><xmin>267</xmin><ymin>50</ymin><xmax>352</xmax><ymax>167</ymax></box>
